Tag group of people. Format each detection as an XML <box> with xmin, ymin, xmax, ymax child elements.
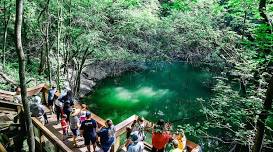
<box><xmin>46</xmin><ymin>84</ymin><xmax>115</xmax><ymax>152</ymax></box>
<box><xmin>15</xmin><ymin>83</ymin><xmax>189</xmax><ymax>152</ymax></box>
<box><xmin>124</xmin><ymin>118</ymin><xmax>187</xmax><ymax>152</ymax></box>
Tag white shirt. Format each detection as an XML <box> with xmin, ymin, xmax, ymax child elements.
<box><xmin>127</xmin><ymin>141</ymin><xmax>144</xmax><ymax>152</ymax></box>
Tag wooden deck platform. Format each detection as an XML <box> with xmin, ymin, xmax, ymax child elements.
<box><xmin>0</xmin><ymin>83</ymin><xmax>200</xmax><ymax>152</ymax></box>
<box><xmin>44</xmin><ymin>108</ymin><xmax>102</xmax><ymax>152</ymax></box>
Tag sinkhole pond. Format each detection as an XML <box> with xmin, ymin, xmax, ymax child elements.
<box><xmin>83</xmin><ymin>62</ymin><xmax>215</xmax><ymax>148</ymax></box>
<box><xmin>84</xmin><ymin>62</ymin><xmax>214</xmax><ymax>123</ymax></box>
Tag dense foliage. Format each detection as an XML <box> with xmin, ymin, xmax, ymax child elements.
<box><xmin>1</xmin><ymin>0</ymin><xmax>273</xmax><ymax>151</ymax></box>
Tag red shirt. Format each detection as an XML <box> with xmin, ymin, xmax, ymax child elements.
<box><xmin>152</xmin><ymin>132</ymin><xmax>171</xmax><ymax>149</ymax></box>
<box><xmin>61</xmin><ymin>119</ymin><xmax>67</xmax><ymax>129</ymax></box>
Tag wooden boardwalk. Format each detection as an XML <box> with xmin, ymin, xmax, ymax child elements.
<box><xmin>45</xmin><ymin>109</ymin><xmax>102</xmax><ymax>152</ymax></box>
<box><xmin>0</xmin><ymin>83</ymin><xmax>199</xmax><ymax>152</ymax></box>
<box><xmin>45</xmin><ymin>109</ymin><xmax>149</xmax><ymax>152</ymax></box>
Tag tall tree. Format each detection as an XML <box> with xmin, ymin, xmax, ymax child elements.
<box><xmin>2</xmin><ymin>0</ymin><xmax>11</xmax><ymax>69</ymax></box>
<box><xmin>253</xmin><ymin>76</ymin><xmax>273</xmax><ymax>152</ymax></box>
<box><xmin>56</xmin><ymin>0</ymin><xmax>62</xmax><ymax>91</ymax></box>
<box><xmin>253</xmin><ymin>0</ymin><xmax>273</xmax><ymax>146</ymax></box>
<box><xmin>15</xmin><ymin>0</ymin><xmax>35</xmax><ymax>151</ymax></box>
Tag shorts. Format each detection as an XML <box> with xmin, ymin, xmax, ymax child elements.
<box><xmin>48</xmin><ymin>99</ymin><xmax>54</xmax><ymax>106</ymax></box>
<box><xmin>71</xmin><ymin>128</ymin><xmax>78</xmax><ymax>136</ymax></box>
<box><xmin>84</xmin><ymin>136</ymin><xmax>96</xmax><ymax>145</ymax></box>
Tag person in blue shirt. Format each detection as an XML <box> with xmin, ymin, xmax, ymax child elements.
<box><xmin>59</xmin><ymin>90</ymin><xmax>73</xmax><ymax>122</ymax></box>
<box><xmin>127</xmin><ymin>131</ymin><xmax>144</xmax><ymax>152</ymax></box>
<box><xmin>80</xmin><ymin>111</ymin><xmax>97</xmax><ymax>152</ymax></box>
<box><xmin>98</xmin><ymin>119</ymin><xmax>115</xmax><ymax>152</ymax></box>
<box><xmin>48</xmin><ymin>84</ymin><xmax>57</xmax><ymax>114</ymax></box>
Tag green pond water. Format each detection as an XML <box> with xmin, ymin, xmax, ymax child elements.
<box><xmin>85</xmin><ymin>62</ymin><xmax>213</xmax><ymax>125</ymax></box>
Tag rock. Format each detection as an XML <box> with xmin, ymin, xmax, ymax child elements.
<box><xmin>75</xmin><ymin>60</ymin><xmax>146</xmax><ymax>96</ymax></box>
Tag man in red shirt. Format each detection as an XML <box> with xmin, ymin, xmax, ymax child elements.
<box><xmin>152</xmin><ymin>119</ymin><xmax>172</xmax><ymax>152</ymax></box>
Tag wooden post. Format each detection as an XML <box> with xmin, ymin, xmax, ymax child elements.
<box><xmin>114</xmin><ymin>136</ymin><xmax>120</xmax><ymax>152</ymax></box>
<box><xmin>0</xmin><ymin>143</ymin><xmax>7</xmax><ymax>152</ymax></box>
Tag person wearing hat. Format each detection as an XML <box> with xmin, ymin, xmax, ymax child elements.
<box><xmin>97</xmin><ymin>119</ymin><xmax>115</xmax><ymax>152</ymax></box>
<box><xmin>60</xmin><ymin>90</ymin><xmax>74</xmax><ymax>122</ymax></box>
<box><xmin>131</xmin><ymin>116</ymin><xmax>146</xmax><ymax>142</ymax></box>
<box><xmin>151</xmin><ymin>120</ymin><xmax>172</xmax><ymax>152</ymax></box>
<box><xmin>70</xmin><ymin>108</ymin><xmax>80</xmax><ymax>147</ymax></box>
<box><xmin>48</xmin><ymin>83</ymin><xmax>57</xmax><ymax>114</ymax></box>
<box><xmin>170</xmin><ymin>140</ymin><xmax>182</xmax><ymax>152</ymax></box>
<box><xmin>173</xmin><ymin>125</ymin><xmax>187</xmax><ymax>151</ymax></box>
<box><xmin>127</xmin><ymin>131</ymin><xmax>144</xmax><ymax>152</ymax></box>
<box><xmin>30</xmin><ymin>95</ymin><xmax>48</xmax><ymax>124</ymax></box>
<box><xmin>80</xmin><ymin>111</ymin><xmax>98</xmax><ymax>152</ymax></box>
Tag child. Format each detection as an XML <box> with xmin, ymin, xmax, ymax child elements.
<box><xmin>61</xmin><ymin>114</ymin><xmax>68</xmax><ymax>141</ymax></box>
<box><xmin>80</xmin><ymin>104</ymin><xmax>88</xmax><ymax>123</ymax></box>
<box><xmin>173</xmin><ymin>125</ymin><xmax>187</xmax><ymax>152</ymax></box>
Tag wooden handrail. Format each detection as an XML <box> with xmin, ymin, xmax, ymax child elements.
<box><xmin>32</xmin><ymin>117</ymin><xmax>73</xmax><ymax>152</ymax></box>
<box><xmin>114</xmin><ymin>115</ymin><xmax>201</xmax><ymax>152</ymax></box>
<box><xmin>91</xmin><ymin>113</ymin><xmax>106</xmax><ymax>127</ymax></box>
<box><xmin>0</xmin><ymin>83</ymin><xmax>48</xmax><ymax>102</ymax></box>
<box><xmin>0</xmin><ymin>143</ymin><xmax>7</xmax><ymax>152</ymax></box>
<box><xmin>115</xmin><ymin>115</ymin><xmax>138</xmax><ymax>137</ymax></box>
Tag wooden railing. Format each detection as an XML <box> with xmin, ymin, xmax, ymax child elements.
<box><xmin>113</xmin><ymin>115</ymin><xmax>201</xmax><ymax>152</ymax></box>
<box><xmin>0</xmin><ymin>84</ymin><xmax>201</xmax><ymax>152</ymax></box>
<box><xmin>32</xmin><ymin>117</ymin><xmax>72</xmax><ymax>152</ymax></box>
<box><xmin>113</xmin><ymin>115</ymin><xmax>153</xmax><ymax>151</ymax></box>
<box><xmin>0</xmin><ymin>83</ymin><xmax>74</xmax><ymax>152</ymax></box>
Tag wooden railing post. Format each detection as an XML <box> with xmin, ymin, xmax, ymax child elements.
<box><xmin>32</xmin><ymin>117</ymin><xmax>72</xmax><ymax>152</ymax></box>
<box><xmin>114</xmin><ymin>136</ymin><xmax>120</xmax><ymax>152</ymax></box>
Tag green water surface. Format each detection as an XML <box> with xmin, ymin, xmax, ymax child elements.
<box><xmin>85</xmin><ymin>62</ymin><xmax>213</xmax><ymax>125</ymax></box>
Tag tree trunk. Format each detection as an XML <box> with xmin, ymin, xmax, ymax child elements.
<box><xmin>239</xmin><ymin>77</ymin><xmax>247</xmax><ymax>97</ymax></box>
<box><xmin>253</xmin><ymin>76</ymin><xmax>273</xmax><ymax>152</ymax></box>
<box><xmin>259</xmin><ymin>0</ymin><xmax>269</xmax><ymax>24</ymax></box>
<box><xmin>3</xmin><ymin>19</ymin><xmax>8</xmax><ymax>69</ymax></box>
<box><xmin>56</xmin><ymin>0</ymin><xmax>62</xmax><ymax>91</ymax></box>
<box><xmin>45</xmin><ymin>2</ymin><xmax>51</xmax><ymax>84</ymax></box>
<box><xmin>253</xmin><ymin>1</ymin><xmax>273</xmax><ymax>151</ymax></box>
<box><xmin>63</xmin><ymin>0</ymin><xmax>72</xmax><ymax>76</ymax></box>
<box><xmin>74</xmin><ymin>47</ymin><xmax>89</xmax><ymax>96</ymax></box>
<box><xmin>38</xmin><ymin>47</ymin><xmax>45</xmax><ymax>74</ymax></box>
<box><xmin>2</xmin><ymin>0</ymin><xmax>11</xmax><ymax>69</ymax></box>
<box><xmin>15</xmin><ymin>0</ymin><xmax>35</xmax><ymax>151</ymax></box>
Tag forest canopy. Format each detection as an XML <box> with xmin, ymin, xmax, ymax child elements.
<box><xmin>1</xmin><ymin>0</ymin><xmax>273</xmax><ymax>151</ymax></box>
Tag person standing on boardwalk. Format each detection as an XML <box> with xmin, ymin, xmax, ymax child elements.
<box><xmin>170</xmin><ymin>140</ymin><xmax>182</xmax><ymax>152</ymax></box>
<box><xmin>98</xmin><ymin>119</ymin><xmax>115</xmax><ymax>152</ymax></box>
<box><xmin>173</xmin><ymin>125</ymin><xmax>187</xmax><ymax>152</ymax></box>
<box><xmin>70</xmin><ymin>108</ymin><xmax>80</xmax><ymax>147</ymax></box>
<box><xmin>61</xmin><ymin>114</ymin><xmax>69</xmax><ymax>141</ymax></box>
<box><xmin>54</xmin><ymin>96</ymin><xmax>63</xmax><ymax>124</ymax></box>
<box><xmin>127</xmin><ymin>131</ymin><xmax>144</xmax><ymax>152</ymax></box>
<box><xmin>80</xmin><ymin>104</ymin><xmax>88</xmax><ymax>123</ymax></box>
<box><xmin>151</xmin><ymin>120</ymin><xmax>172</xmax><ymax>152</ymax></box>
<box><xmin>80</xmin><ymin>111</ymin><xmax>98</xmax><ymax>152</ymax></box>
<box><xmin>30</xmin><ymin>95</ymin><xmax>48</xmax><ymax>124</ymax></box>
<box><xmin>59</xmin><ymin>90</ymin><xmax>73</xmax><ymax>122</ymax></box>
<box><xmin>48</xmin><ymin>84</ymin><xmax>57</xmax><ymax>114</ymax></box>
<box><xmin>131</xmin><ymin>117</ymin><xmax>146</xmax><ymax>142</ymax></box>
<box><xmin>13</xmin><ymin>87</ymin><xmax>21</xmax><ymax>103</ymax></box>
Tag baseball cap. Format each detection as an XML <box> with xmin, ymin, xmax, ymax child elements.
<box><xmin>86</xmin><ymin>111</ymin><xmax>91</xmax><ymax>117</ymax></box>
<box><xmin>130</xmin><ymin>132</ymin><xmax>139</xmax><ymax>142</ymax></box>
